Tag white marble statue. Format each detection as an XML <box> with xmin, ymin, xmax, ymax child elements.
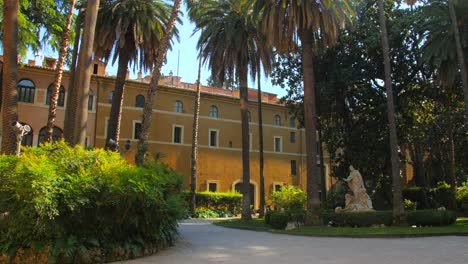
<box><xmin>335</xmin><ymin>166</ymin><xmax>374</xmax><ymax>212</ymax></box>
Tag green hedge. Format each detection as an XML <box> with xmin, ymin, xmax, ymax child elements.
<box><xmin>406</xmin><ymin>210</ymin><xmax>457</xmax><ymax>226</ymax></box>
<box><xmin>323</xmin><ymin>210</ymin><xmax>457</xmax><ymax>227</ymax></box>
<box><xmin>0</xmin><ymin>142</ymin><xmax>185</xmax><ymax>263</ymax></box>
<box><xmin>456</xmin><ymin>183</ymin><xmax>468</xmax><ymax>211</ymax></box>
<box><xmin>269</xmin><ymin>211</ymin><xmax>289</xmax><ymax>230</ymax></box>
<box><xmin>402</xmin><ymin>182</ymin><xmax>455</xmax><ymax>210</ymax></box>
<box><xmin>184</xmin><ymin>191</ymin><xmax>242</xmax><ymax>216</ymax></box>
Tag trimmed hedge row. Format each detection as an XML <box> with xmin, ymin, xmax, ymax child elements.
<box><xmin>0</xmin><ymin>142</ymin><xmax>185</xmax><ymax>263</ymax></box>
<box><xmin>402</xmin><ymin>182</ymin><xmax>456</xmax><ymax>209</ymax></box>
<box><xmin>323</xmin><ymin>210</ymin><xmax>457</xmax><ymax>227</ymax></box>
<box><xmin>184</xmin><ymin>191</ymin><xmax>242</xmax><ymax>216</ymax></box>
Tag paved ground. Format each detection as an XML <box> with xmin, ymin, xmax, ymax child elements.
<box><xmin>119</xmin><ymin>219</ymin><xmax>468</xmax><ymax>264</ymax></box>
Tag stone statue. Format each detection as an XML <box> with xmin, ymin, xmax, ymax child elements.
<box><xmin>335</xmin><ymin>166</ymin><xmax>374</xmax><ymax>212</ymax></box>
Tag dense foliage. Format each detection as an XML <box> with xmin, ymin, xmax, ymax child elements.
<box><xmin>268</xmin><ymin>211</ymin><xmax>289</xmax><ymax>230</ymax></box>
<box><xmin>0</xmin><ymin>142</ymin><xmax>185</xmax><ymax>263</ymax></box>
<box><xmin>183</xmin><ymin>191</ymin><xmax>242</xmax><ymax>218</ymax></box>
<box><xmin>268</xmin><ymin>185</ymin><xmax>306</xmax><ymax>210</ymax></box>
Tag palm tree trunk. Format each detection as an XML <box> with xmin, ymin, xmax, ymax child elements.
<box><xmin>71</xmin><ymin>0</ymin><xmax>99</xmax><ymax>146</ymax></box>
<box><xmin>105</xmin><ymin>49</ymin><xmax>130</xmax><ymax>151</ymax></box>
<box><xmin>377</xmin><ymin>0</ymin><xmax>405</xmax><ymax>225</ymax></box>
<box><xmin>136</xmin><ymin>0</ymin><xmax>181</xmax><ymax>165</ymax></box>
<box><xmin>300</xmin><ymin>30</ymin><xmax>321</xmax><ymax>225</ymax></box>
<box><xmin>64</xmin><ymin>9</ymin><xmax>82</xmax><ymax>143</ymax></box>
<box><xmin>190</xmin><ymin>49</ymin><xmax>203</xmax><ymax>216</ymax></box>
<box><xmin>318</xmin><ymin>123</ymin><xmax>326</xmax><ymax>204</ymax></box>
<box><xmin>1</xmin><ymin>0</ymin><xmax>19</xmax><ymax>155</ymax></box>
<box><xmin>448</xmin><ymin>0</ymin><xmax>468</xmax><ymax>123</ymax></box>
<box><xmin>257</xmin><ymin>69</ymin><xmax>265</xmax><ymax>218</ymax></box>
<box><xmin>45</xmin><ymin>0</ymin><xmax>76</xmax><ymax>143</ymax></box>
<box><xmin>239</xmin><ymin>67</ymin><xmax>251</xmax><ymax>221</ymax></box>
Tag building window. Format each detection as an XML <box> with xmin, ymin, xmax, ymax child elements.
<box><xmin>37</xmin><ymin>126</ymin><xmax>63</xmax><ymax>146</ymax></box>
<box><xmin>93</xmin><ymin>63</ymin><xmax>98</xmax><ymax>74</ymax></box>
<box><xmin>229</xmin><ymin>141</ymin><xmax>233</xmax><ymax>148</ymax></box>
<box><xmin>289</xmin><ymin>117</ymin><xmax>295</xmax><ymax>128</ymax></box>
<box><xmin>45</xmin><ymin>84</ymin><xmax>65</xmax><ymax>107</ymax></box>
<box><xmin>209</xmin><ymin>105</ymin><xmax>218</xmax><ymax>118</ymax></box>
<box><xmin>109</xmin><ymin>91</ymin><xmax>114</xmax><ymax>103</ymax></box>
<box><xmin>290</xmin><ymin>132</ymin><xmax>296</xmax><ymax>143</ymax></box>
<box><xmin>209</xmin><ymin>129</ymin><xmax>218</xmax><ymax>147</ymax></box>
<box><xmin>173</xmin><ymin>125</ymin><xmax>183</xmax><ymax>144</ymax></box>
<box><xmin>135</xmin><ymin>95</ymin><xmax>145</xmax><ymax>108</ymax></box>
<box><xmin>20</xmin><ymin>123</ymin><xmax>33</xmax><ymax>147</ymax></box>
<box><xmin>133</xmin><ymin>121</ymin><xmax>142</xmax><ymax>140</ymax></box>
<box><xmin>274</xmin><ymin>183</ymin><xmax>282</xmax><ymax>192</ymax></box>
<box><xmin>291</xmin><ymin>160</ymin><xmax>297</xmax><ymax>176</ymax></box>
<box><xmin>274</xmin><ymin>115</ymin><xmax>281</xmax><ymax>126</ymax></box>
<box><xmin>174</xmin><ymin>100</ymin><xmax>183</xmax><ymax>113</ymax></box>
<box><xmin>208</xmin><ymin>182</ymin><xmax>217</xmax><ymax>192</ymax></box>
<box><xmin>88</xmin><ymin>90</ymin><xmax>94</xmax><ymax>111</ymax></box>
<box><xmin>17</xmin><ymin>79</ymin><xmax>35</xmax><ymax>103</ymax></box>
<box><xmin>274</xmin><ymin>136</ymin><xmax>282</xmax><ymax>152</ymax></box>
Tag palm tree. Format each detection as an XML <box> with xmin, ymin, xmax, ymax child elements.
<box><xmin>64</xmin><ymin>0</ymin><xmax>100</xmax><ymax>146</ymax></box>
<box><xmin>448</xmin><ymin>0</ymin><xmax>468</xmax><ymax>123</ymax></box>
<box><xmin>189</xmin><ymin>0</ymin><xmax>272</xmax><ymax>221</ymax></box>
<box><xmin>1</xmin><ymin>0</ymin><xmax>19</xmax><ymax>154</ymax></box>
<box><xmin>255</xmin><ymin>0</ymin><xmax>352</xmax><ymax>224</ymax></box>
<box><xmin>377</xmin><ymin>0</ymin><xmax>404</xmax><ymax>225</ymax></box>
<box><xmin>135</xmin><ymin>0</ymin><xmax>182</xmax><ymax>165</ymax></box>
<box><xmin>94</xmin><ymin>0</ymin><xmax>172</xmax><ymax>151</ymax></box>
<box><xmin>257</xmin><ymin>68</ymin><xmax>266</xmax><ymax>218</ymax></box>
<box><xmin>45</xmin><ymin>0</ymin><xmax>76</xmax><ymax>143</ymax></box>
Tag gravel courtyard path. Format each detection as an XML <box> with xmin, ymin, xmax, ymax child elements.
<box><xmin>119</xmin><ymin>219</ymin><xmax>468</xmax><ymax>264</ymax></box>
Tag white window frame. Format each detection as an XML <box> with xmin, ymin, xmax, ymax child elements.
<box><xmin>132</xmin><ymin>120</ymin><xmax>142</xmax><ymax>140</ymax></box>
<box><xmin>272</xmin><ymin>182</ymin><xmax>283</xmax><ymax>192</ymax></box>
<box><xmin>209</xmin><ymin>105</ymin><xmax>218</xmax><ymax>118</ymax></box>
<box><xmin>209</xmin><ymin>128</ymin><xmax>219</xmax><ymax>147</ymax></box>
<box><xmin>249</xmin><ymin>132</ymin><xmax>252</xmax><ymax>150</ymax></box>
<box><xmin>274</xmin><ymin>136</ymin><xmax>282</xmax><ymax>153</ymax></box>
<box><xmin>174</xmin><ymin>100</ymin><xmax>183</xmax><ymax>113</ymax></box>
<box><xmin>172</xmin><ymin>125</ymin><xmax>184</xmax><ymax>144</ymax></box>
<box><xmin>104</xmin><ymin>117</ymin><xmax>109</xmax><ymax>137</ymax></box>
<box><xmin>274</xmin><ymin>115</ymin><xmax>281</xmax><ymax>126</ymax></box>
<box><xmin>206</xmin><ymin>180</ymin><xmax>219</xmax><ymax>192</ymax></box>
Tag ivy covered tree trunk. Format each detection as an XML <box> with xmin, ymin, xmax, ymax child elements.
<box><xmin>45</xmin><ymin>0</ymin><xmax>76</xmax><ymax>143</ymax></box>
<box><xmin>1</xmin><ymin>0</ymin><xmax>19</xmax><ymax>155</ymax></box>
<box><xmin>136</xmin><ymin>0</ymin><xmax>182</xmax><ymax>165</ymax></box>
<box><xmin>190</xmin><ymin>50</ymin><xmax>202</xmax><ymax>216</ymax></box>
<box><xmin>377</xmin><ymin>0</ymin><xmax>405</xmax><ymax>225</ymax></box>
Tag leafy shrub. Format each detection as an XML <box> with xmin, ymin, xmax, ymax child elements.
<box><xmin>194</xmin><ymin>208</ymin><xmax>235</xmax><ymax>218</ymax></box>
<box><xmin>402</xmin><ymin>187</ymin><xmax>427</xmax><ymax>207</ymax></box>
<box><xmin>322</xmin><ymin>211</ymin><xmax>393</xmax><ymax>227</ymax></box>
<box><xmin>0</xmin><ymin>142</ymin><xmax>184</xmax><ymax>263</ymax></box>
<box><xmin>404</xmin><ymin>199</ymin><xmax>417</xmax><ymax>211</ymax></box>
<box><xmin>456</xmin><ymin>182</ymin><xmax>468</xmax><ymax>211</ymax></box>
<box><xmin>264</xmin><ymin>210</ymin><xmax>272</xmax><ymax>225</ymax></box>
<box><xmin>183</xmin><ymin>191</ymin><xmax>242</xmax><ymax>217</ymax></box>
<box><xmin>324</xmin><ymin>182</ymin><xmax>346</xmax><ymax>209</ymax></box>
<box><xmin>285</xmin><ymin>208</ymin><xmax>306</xmax><ymax>225</ymax></box>
<box><xmin>430</xmin><ymin>181</ymin><xmax>454</xmax><ymax>208</ymax></box>
<box><xmin>406</xmin><ymin>210</ymin><xmax>457</xmax><ymax>226</ymax></box>
<box><xmin>269</xmin><ymin>211</ymin><xmax>289</xmax><ymax>230</ymax></box>
<box><xmin>268</xmin><ymin>185</ymin><xmax>306</xmax><ymax>210</ymax></box>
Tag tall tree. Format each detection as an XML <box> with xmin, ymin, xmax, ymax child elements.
<box><xmin>257</xmin><ymin>68</ymin><xmax>266</xmax><ymax>217</ymax></box>
<box><xmin>190</xmin><ymin>0</ymin><xmax>272</xmax><ymax>220</ymax></box>
<box><xmin>94</xmin><ymin>0</ymin><xmax>172</xmax><ymax>151</ymax></box>
<box><xmin>255</xmin><ymin>0</ymin><xmax>352</xmax><ymax>224</ymax></box>
<box><xmin>448</xmin><ymin>0</ymin><xmax>468</xmax><ymax>123</ymax></box>
<box><xmin>1</xmin><ymin>0</ymin><xmax>19</xmax><ymax>154</ymax></box>
<box><xmin>377</xmin><ymin>0</ymin><xmax>404</xmax><ymax>224</ymax></box>
<box><xmin>45</xmin><ymin>0</ymin><xmax>76</xmax><ymax>143</ymax></box>
<box><xmin>64</xmin><ymin>0</ymin><xmax>100</xmax><ymax>146</ymax></box>
<box><xmin>136</xmin><ymin>0</ymin><xmax>182</xmax><ymax>164</ymax></box>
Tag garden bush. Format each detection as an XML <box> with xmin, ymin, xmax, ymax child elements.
<box><xmin>269</xmin><ymin>211</ymin><xmax>289</xmax><ymax>230</ymax></box>
<box><xmin>183</xmin><ymin>191</ymin><xmax>242</xmax><ymax>217</ymax></box>
<box><xmin>406</xmin><ymin>210</ymin><xmax>457</xmax><ymax>226</ymax></box>
<box><xmin>264</xmin><ymin>210</ymin><xmax>272</xmax><ymax>225</ymax></box>
<box><xmin>402</xmin><ymin>187</ymin><xmax>426</xmax><ymax>207</ymax></box>
<box><xmin>322</xmin><ymin>211</ymin><xmax>393</xmax><ymax>227</ymax></box>
<box><xmin>0</xmin><ymin>142</ymin><xmax>185</xmax><ymax>263</ymax></box>
<box><xmin>430</xmin><ymin>181</ymin><xmax>454</xmax><ymax>209</ymax></box>
<box><xmin>456</xmin><ymin>182</ymin><xmax>468</xmax><ymax>211</ymax></box>
<box><xmin>268</xmin><ymin>185</ymin><xmax>306</xmax><ymax>210</ymax></box>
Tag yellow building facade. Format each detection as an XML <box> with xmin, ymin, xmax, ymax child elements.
<box><xmin>0</xmin><ymin>59</ymin><xmax>336</xmax><ymax>209</ymax></box>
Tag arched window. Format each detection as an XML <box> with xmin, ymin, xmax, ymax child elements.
<box><xmin>20</xmin><ymin>122</ymin><xmax>33</xmax><ymax>147</ymax></box>
<box><xmin>209</xmin><ymin>105</ymin><xmax>218</xmax><ymax>118</ymax></box>
<box><xmin>174</xmin><ymin>100</ymin><xmax>183</xmax><ymax>113</ymax></box>
<box><xmin>135</xmin><ymin>94</ymin><xmax>145</xmax><ymax>108</ymax></box>
<box><xmin>289</xmin><ymin>117</ymin><xmax>295</xmax><ymax>128</ymax></box>
<box><xmin>37</xmin><ymin>126</ymin><xmax>63</xmax><ymax>146</ymax></box>
<box><xmin>109</xmin><ymin>91</ymin><xmax>114</xmax><ymax>103</ymax></box>
<box><xmin>274</xmin><ymin>115</ymin><xmax>281</xmax><ymax>126</ymax></box>
<box><xmin>247</xmin><ymin>111</ymin><xmax>251</xmax><ymax>122</ymax></box>
<box><xmin>17</xmin><ymin>79</ymin><xmax>35</xmax><ymax>103</ymax></box>
<box><xmin>46</xmin><ymin>84</ymin><xmax>65</xmax><ymax>106</ymax></box>
<box><xmin>88</xmin><ymin>90</ymin><xmax>94</xmax><ymax>111</ymax></box>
